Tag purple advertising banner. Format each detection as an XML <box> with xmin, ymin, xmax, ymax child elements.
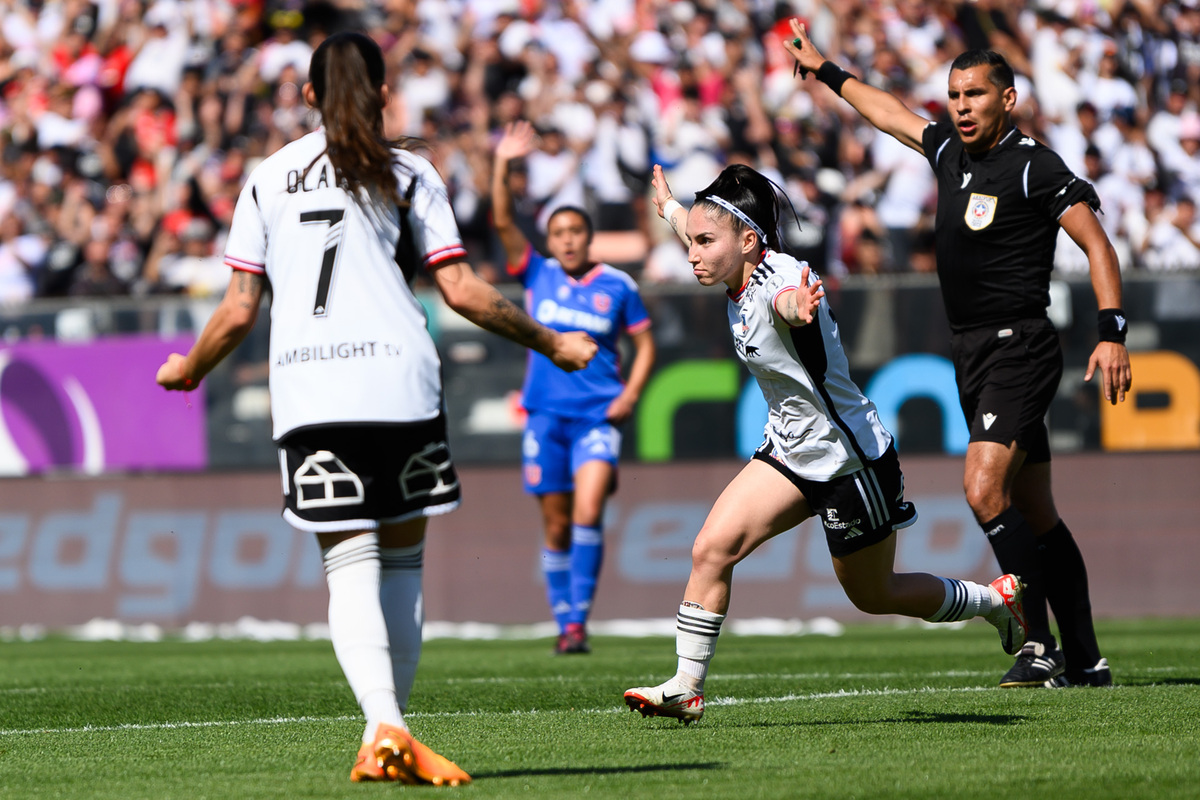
<box><xmin>0</xmin><ymin>335</ymin><xmax>206</xmax><ymax>475</ymax></box>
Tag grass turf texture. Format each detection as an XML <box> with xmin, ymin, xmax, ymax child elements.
<box><xmin>1</xmin><ymin>619</ymin><xmax>1197</xmax><ymax>799</ymax></box>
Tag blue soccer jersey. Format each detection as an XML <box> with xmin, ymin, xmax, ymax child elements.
<box><xmin>510</xmin><ymin>246</ymin><xmax>651</xmax><ymax>421</ymax></box>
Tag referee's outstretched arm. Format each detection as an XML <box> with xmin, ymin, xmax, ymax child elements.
<box><xmin>784</xmin><ymin>19</ymin><xmax>927</xmax><ymax>154</ymax></box>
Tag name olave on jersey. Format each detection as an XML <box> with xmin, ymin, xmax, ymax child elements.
<box><xmin>274</xmin><ymin>341</ymin><xmax>405</xmax><ymax>368</ymax></box>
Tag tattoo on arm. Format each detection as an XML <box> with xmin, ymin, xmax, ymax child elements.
<box><xmin>480</xmin><ymin>291</ymin><xmax>549</xmax><ymax>351</ymax></box>
<box><xmin>235</xmin><ymin>271</ymin><xmax>264</xmax><ymax>310</ymax></box>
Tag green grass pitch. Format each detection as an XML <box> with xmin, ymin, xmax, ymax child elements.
<box><xmin>1</xmin><ymin>619</ymin><xmax>1198</xmax><ymax>799</ymax></box>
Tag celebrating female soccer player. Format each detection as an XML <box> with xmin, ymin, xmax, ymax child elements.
<box><xmin>623</xmin><ymin>163</ymin><xmax>1027</xmax><ymax>723</ymax></box>
<box><xmin>492</xmin><ymin>121</ymin><xmax>656</xmax><ymax>654</ymax></box>
<box><xmin>156</xmin><ymin>33</ymin><xmax>595</xmax><ymax>783</ymax></box>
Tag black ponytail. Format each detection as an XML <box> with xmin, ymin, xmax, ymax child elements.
<box><xmin>307</xmin><ymin>32</ymin><xmax>409</xmax><ymax>206</ymax></box>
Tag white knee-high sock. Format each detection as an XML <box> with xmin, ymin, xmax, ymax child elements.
<box><xmin>925</xmin><ymin>577</ymin><xmax>995</xmax><ymax>622</ymax></box>
<box><xmin>322</xmin><ymin>533</ymin><xmax>405</xmax><ymax>742</ymax></box>
<box><xmin>380</xmin><ymin>542</ymin><xmax>424</xmax><ymax>714</ymax></box>
<box><xmin>675</xmin><ymin>603</ymin><xmax>725</xmax><ymax>693</ymax></box>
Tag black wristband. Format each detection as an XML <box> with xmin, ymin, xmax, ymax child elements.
<box><xmin>1097</xmin><ymin>308</ymin><xmax>1128</xmax><ymax>344</ymax></box>
<box><xmin>816</xmin><ymin>61</ymin><xmax>855</xmax><ymax>97</ymax></box>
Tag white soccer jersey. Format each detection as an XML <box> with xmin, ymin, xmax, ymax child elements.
<box><xmin>729</xmin><ymin>250</ymin><xmax>893</xmax><ymax>481</ymax></box>
<box><xmin>223</xmin><ymin>130</ymin><xmax>468</xmax><ymax>439</ymax></box>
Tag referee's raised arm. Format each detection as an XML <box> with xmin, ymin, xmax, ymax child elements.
<box><xmin>784</xmin><ymin>18</ymin><xmax>928</xmax><ymax>154</ymax></box>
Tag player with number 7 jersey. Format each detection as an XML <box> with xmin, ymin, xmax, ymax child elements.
<box><xmin>155</xmin><ymin>31</ymin><xmax>595</xmax><ymax>786</ymax></box>
<box><xmin>223</xmin><ymin>135</ymin><xmax>466</xmax><ymax>440</ymax></box>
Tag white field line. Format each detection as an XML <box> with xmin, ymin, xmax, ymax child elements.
<box><xmin>0</xmin><ymin>681</ymin><xmax>1145</xmax><ymax>738</ymax></box>
<box><xmin>0</xmin><ymin>664</ymin><xmax>1186</xmax><ymax>696</ymax></box>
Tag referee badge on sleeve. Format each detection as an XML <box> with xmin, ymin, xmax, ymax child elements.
<box><xmin>965</xmin><ymin>193</ymin><xmax>998</xmax><ymax>231</ymax></box>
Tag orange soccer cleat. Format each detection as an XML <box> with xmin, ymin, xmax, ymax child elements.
<box><xmin>351</xmin><ymin>722</ymin><xmax>472</xmax><ymax>786</ymax></box>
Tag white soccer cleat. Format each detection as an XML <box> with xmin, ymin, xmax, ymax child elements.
<box><xmin>985</xmin><ymin>574</ymin><xmax>1028</xmax><ymax>656</ymax></box>
<box><xmin>623</xmin><ymin>681</ymin><xmax>705</xmax><ymax>724</ymax></box>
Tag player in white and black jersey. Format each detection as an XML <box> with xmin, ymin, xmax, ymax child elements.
<box><xmin>156</xmin><ymin>32</ymin><xmax>596</xmax><ymax>785</ymax></box>
<box><xmin>788</xmin><ymin>21</ymin><xmax>1132</xmax><ymax>689</ymax></box>
<box><xmin>623</xmin><ymin>163</ymin><xmax>1029</xmax><ymax>724</ymax></box>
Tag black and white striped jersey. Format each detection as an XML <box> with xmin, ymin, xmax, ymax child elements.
<box><xmin>728</xmin><ymin>249</ymin><xmax>893</xmax><ymax>481</ymax></box>
<box><xmin>223</xmin><ymin>130</ymin><xmax>467</xmax><ymax>439</ymax></box>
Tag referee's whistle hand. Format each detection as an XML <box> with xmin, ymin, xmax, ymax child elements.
<box><xmin>1085</xmin><ymin>343</ymin><xmax>1132</xmax><ymax>405</ymax></box>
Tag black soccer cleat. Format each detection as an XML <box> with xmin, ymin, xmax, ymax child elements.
<box><xmin>1000</xmin><ymin>641</ymin><xmax>1066</xmax><ymax>687</ymax></box>
<box><xmin>1045</xmin><ymin>658</ymin><xmax>1113</xmax><ymax>688</ymax></box>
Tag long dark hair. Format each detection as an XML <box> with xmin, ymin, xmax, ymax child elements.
<box><xmin>694</xmin><ymin>164</ymin><xmax>782</xmax><ymax>252</ymax></box>
<box><xmin>307</xmin><ymin>32</ymin><xmax>407</xmax><ymax>205</ymax></box>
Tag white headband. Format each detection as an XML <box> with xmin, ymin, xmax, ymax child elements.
<box><xmin>701</xmin><ymin>194</ymin><xmax>767</xmax><ymax>244</ymax></box>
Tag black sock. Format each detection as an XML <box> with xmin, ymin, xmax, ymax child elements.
<box><xmin>981</xmin><ymin>506</ymin><xmax>1054</xmax><ymax>647</ymax></box>
<box><xmin>1038</xmin><ymin>520</ymin><xmax>1102</xmax><ymax>676</ymax></box>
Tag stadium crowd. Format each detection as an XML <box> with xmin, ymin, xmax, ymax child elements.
<box><xmin>1</xmin><ymin>0</ymin><xmax>1198</xmax><ymax>305</ymax></box>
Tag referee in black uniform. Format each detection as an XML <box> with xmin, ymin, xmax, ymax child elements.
<box><xmin>786</xmin><ymin>21</ymin><xmax>1132</xmax><ymax>688</ymax></box>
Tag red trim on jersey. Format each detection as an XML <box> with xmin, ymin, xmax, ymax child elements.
<box><xmin>627</xmin><ymin>317</ymin><xmax>653</xmax><ymax>335</ymax></box>
<box><xmin>226</xmin><ymin>256</ymin><xmax>265</xmax><ymax>274</ymax></box>
<box><xmin>425</xmin><ymin>245</ymin><xmax>468</xmax><ymax>269</ymax></box>
<box><xmin>726</xmin><ymin>277</ymin><xmax>751</xmax><ymax>302</ymax></box>
<box><xmin>506</xmin><ymin>243</ymin><xmax>533</xmax><ymax>277</ymax></box>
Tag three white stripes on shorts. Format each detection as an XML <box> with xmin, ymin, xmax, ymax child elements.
<box><xmin>853</xmin><ymin>467</ymin><xmax>891</xmax><ymax>530</ymax></box>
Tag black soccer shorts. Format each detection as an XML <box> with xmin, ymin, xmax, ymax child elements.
<box><xmin>754</xmin><ymin>444</ymin><xmax>918</xmax><ymax>557</ymax></box>
<box><xmin>950</xmin><ymin>317</ymin><xmax>1063</xmax><ymax>464</ymax></box>
<box><xmin>277</xmin><ymin>416</ymin><xmax>462</xmax><ymax>533</ymax></box>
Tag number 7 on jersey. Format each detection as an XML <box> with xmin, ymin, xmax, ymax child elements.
<box><xmin>301</xmin><ymin>208</ymin><xmax>346</xmax><ymax>317</ymax></box>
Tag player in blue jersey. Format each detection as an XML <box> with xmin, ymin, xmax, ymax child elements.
<box><xmin>492</xmin><ymin>121</ymin><xmax>656</xmax><ymax>654</ymax></box>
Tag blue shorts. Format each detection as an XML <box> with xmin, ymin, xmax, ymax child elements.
<box><xmin>521</xmin><ymin>411</ymin><xmax>621</xmax><ymax>495</ymax></box>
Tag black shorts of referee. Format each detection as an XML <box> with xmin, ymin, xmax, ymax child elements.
<box><xmin>950</xmin><ymin>317</ymin><xmax>1063</xmax><ymax>465</ymax></box>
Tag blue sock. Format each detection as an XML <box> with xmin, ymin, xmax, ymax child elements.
<box><xmin>568</xmin><ymin>525</ymin><xmax>604</xmax><ymax>626</ymax></box>
<box><xmin>541</xmin><ymin>548</ymin><xmax>571</xmax><ymax>632</ymax></box>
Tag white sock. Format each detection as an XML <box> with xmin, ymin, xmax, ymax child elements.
<box><xmin>380</xmin><ymin>542</ymin><xmax>424</xmax><ymax>713</ymax></box>
<box><xmin>925</xmin><ymin>577</ymin><xmax>994</xmax><ymax>622</ymax></box>
<box><xmin>675</xmin><ymin>603</ymin><xmax>725</xmax><ymax>693</ymax></box>
<box><xmin>322</xmin><ymin>533</ymin><xmax>405</xmax><ymax>742</ymax></box>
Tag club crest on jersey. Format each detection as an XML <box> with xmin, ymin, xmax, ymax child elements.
<box><xmin>592</xmin><ymin>292</ymin><xmax>612</xmax><ymax>313</ymax></box>
<box><xmin>965</xmin><ymin>193</ymin><xmax>998</xmax><ymax>231</ymax></box>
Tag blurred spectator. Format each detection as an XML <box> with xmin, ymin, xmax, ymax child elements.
<box><xmin>1048</xmin><ymin>100</ymin><xmax>1099</xmax><ymax>178</ymax></box>
<box><xmin>1080</xmin><ymin>40</ymin><xmax>1139</xmax><ymax>123</ymax></box>
<box><xmin>69</xmin><ymin>233</ymin><xmax>128</xmax><ymax>296</ymax></box>
<box><xmin>524</xmin><ymin>122</ymin><xmax>586</xmax><ymax>232</ymax></box>
<box><xmin>1094</xmin><ymin>106</ymin><xmax>1156</xmax><ymax>189</ymax></box>
<box><xmin>585</xmin><ymin>85</ymin><xmax>650</xmax><ymax>232</ymax></box>
<box><xmin>143</xmin><ymin>216</ymin><xmax>228</xmax><ymax>296</ymax></box>
<box><xmin>1147</xmin><ymin>79</ymin><xmax>1194</xmax><ymax>163</ymax></box>
<box><xmin>1170</xmin><ymin>113</ymin><xmax>1200</xmax><ymax>199</ymax></box>
<box><xmin>1141</xmin><ymin>194</ymin><xmax>1200</xmax><ymax>271</ymax></box>
<box><xmin>258</xmin><ymin>7</ymin><xmax>313</xmax><ymax>85</ymax></box>
<box><xmin>123</xmin><ymin>2</ymin><xmax>191</xmax><ymax>98</ymax></box>
<box><xmin>398</xmin><ymin>47</ymin><xmax>450</xmax><ymax>137</ymax></box>
<box><xmin>0</xmin><ymin>213</ymin><xmax>44</xmax><ymax>304</ymax></box>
